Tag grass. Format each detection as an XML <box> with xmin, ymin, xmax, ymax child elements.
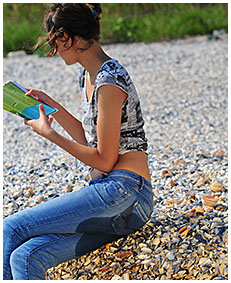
<box><xmin>3</xmin><ymin>3</ymin><xmax>228</xmax><ymax>57</ymax></box>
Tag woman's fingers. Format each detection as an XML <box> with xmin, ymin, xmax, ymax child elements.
<box><xmin>39</xmin><ymin>104</ymin><xmax>46</xmax><ymax>117</ymax></box>
<box><xmin>25</xmin><ymin>89</ymin><xmax>39</xmax><ymax>100</ymax></box>
<box><xmin>48</xmin><ymin>117</ymin><xmax>54</xmax><ymax>126</ymax></box>
<box><xmin>24</xmin><ymin>119</ymin><xmax>32</xmax><ymax>126</ymax></box>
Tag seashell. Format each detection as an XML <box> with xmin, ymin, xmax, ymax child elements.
<box><xmin>195</xmin><ymin>206</ymin><xmax>204</xmax><ymax>213</ymax></box>
<box><xmin>137</xmin><ymin>253</ymin><xmax>150</xmax><ymax>260</ymax></box>
<box><xmin>116</xmin><ymin>250</ymin><xmax>133</xmax><ymax>260</ymax></box>
<box><xmin>219</xmin><ymin>263</ymin><xmax>226</xmax><ymax>276</ymax></box>
<box><xmin>152</xmin><ymin>237</ymin><xmax>160</xmax><ymax>246</ymax></box>
<box><xmin>61</xmin><ymin>273</ymin><xmax>72</xmax><ymax>280</ymax></box>
<box><xmin>223</xmin><ymin>232</ymin><xmax>228</xmax><ymax>244</ymax></box>
<box><xmin>210</xmin><ymin>182</ymin><xmax>224</xmax><ymax>192</ymax></box>
<box><xmin>141</xmin><ymin>247</ymin><xmax>152</xmax><ymax>254</ymax></box>
<box><xmin>162</xmin><ymin>169</ymin><xmax>172</xmax><ymax>177</ymax></box>
<box><xmin>166</xmin><ymin>251</ymin><xmax>175</xmax><ymax>261</ymax></box>
<box><xmin>138</xmin><ymin>243</ymin><xmax>147</xmax><ymax>249</ymax></box>
<box><xmin>164</xmin><ymin>145</ymin><xmax>172</xmax><ymax>150</ymax></box>
<box><xmin>202</xmin><ymin>195</ymin><xmax>218</xmax><ymax>207</ymax></box>
<box><xmin>180</xmin><ymin>228</ymin><xmax>191</xmax><ymax>237</ymax></box>
<box><xmin>195</xmin><ymin>177</ymin><xmax>206</xmax><ymax>187</ymax></box>
<box><xmin>24</xmin><ymin>187</ymin><xmax>33</xmax><ymax>198</ymax></box>
<box><xmin>179</xmin><ymin>226</ymin><xmax>188</xmax><ymax>234</ymax></box>
<box><xmin>178</xmin><ymin>270</ymin><xmax>186</xmax><ymax>277</ymax></box>
<box><xmin>142</xmin><ymin>259</ymin><xmax>152</xmax><ymax>265</ymax></box>
<box><xmin>174</xmin><ymin>159</ymin><xmax>185</xmax><ymax>167</ymax></box>
<box><xmin>212</xmin><ymin>148</ymin><xmax>225</xmax><ymax>157</ymax></box>
<box><xmin>121</xmin><ymin>273</ymin><xmax>130</xmax><ymax>280</ymax></box>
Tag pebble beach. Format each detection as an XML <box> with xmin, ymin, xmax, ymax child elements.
<box><xmin>3</xmin><ymin>33</ymin><xmax>228</xmax><ymax>280</ymax></box>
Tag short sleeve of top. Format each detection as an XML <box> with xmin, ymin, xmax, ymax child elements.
<box><xmin>79</xmin><ymin>59</ymin><xmax>148</xmax><ymax>155</ymax></box>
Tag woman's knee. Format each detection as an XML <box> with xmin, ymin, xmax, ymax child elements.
<box><xmin>3</xmin><ymin>215</ymin><xmax>17</xmax><ymax>236</ymax></box>
<box><xmin>3</xmin><ymin>212</ymin><xmax>31</xmax><ymax>240</ymax></box>
<box><xmin>10</xmin><ymin>244</ymin><xmax>46</xmax><ymax>280</ymax></box>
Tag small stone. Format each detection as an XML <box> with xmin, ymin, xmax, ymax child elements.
<box><xmin>24</xmin><ymin>188</ymin><xmax>33</xmax><ymax>198</ymax></box>
<box><xmin>180</xmin><ymin>229</ymin><xmax>190</xmax><ymax>237</ymax></box>
<box><xmin>174</xmin><ymin>159</ymin><xmax>185</xmax><ymax>167</ymax></box>
<box><xmin>7</xmin><ymin>50</ymin><xmax>27</xmax><ymax>58</ymax></box>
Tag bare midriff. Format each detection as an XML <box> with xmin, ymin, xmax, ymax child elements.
<box><xmin>90</xmin><ymin>151</ymin><xmax>151</xmax><ymax>183</ymax></box>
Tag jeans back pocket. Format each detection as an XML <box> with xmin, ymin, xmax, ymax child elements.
<box><xmin>127</xmin><ymin>200</ymin><xmax>151</xmax><ymax>231</ymax></box>
<box><xmin>111</xmin><ymin>199</ymin><xmax>152</xmax><ymax>235</ymax></box>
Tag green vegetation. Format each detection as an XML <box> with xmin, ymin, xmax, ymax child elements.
<box><xmin>3</xmin><ymin>3</ymin><xmax>228</xmax><ymax>57</ymax></box>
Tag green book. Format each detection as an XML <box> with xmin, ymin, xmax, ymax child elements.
<box><xmin>3</xmin><ymin>81</ymin><xmax>58</xmax><ymax>120</ymax></box>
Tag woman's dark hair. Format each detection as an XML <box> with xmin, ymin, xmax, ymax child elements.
<box><xmin>35</xmin><ymin>3</ymin><xmax>102</xmax><ymax>57</ymax></box>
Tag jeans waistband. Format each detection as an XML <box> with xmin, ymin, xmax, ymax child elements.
<box><xmin>89</xmin><ymin>169</ymin><xmax>152</xmax><ymax>189</ymax></box>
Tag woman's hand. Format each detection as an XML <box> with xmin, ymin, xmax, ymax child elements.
<box><xmin>25</xmin><ymin>88</ymin><xmax>57</xmax><ymax>108</ymax></box>
<box><xmin>24</xmin><ymin>104</ymin><xmax>54</xmax><ymax>139</ymax></box>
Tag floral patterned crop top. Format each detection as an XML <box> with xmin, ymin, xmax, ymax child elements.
<box><xmin>79</xmin><ymin>59</ymin><xmax>148</xmax><ymax>155</ymax></box>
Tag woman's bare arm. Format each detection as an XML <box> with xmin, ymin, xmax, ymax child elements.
<box><xmin>51</xmin><ymin>103</ymin><xmax>87</xmax><ymax>145</ymax></box>
<box><xmin>26</xmin><ymin>89</ymin><xmax>87</xmax><ymax>145</ymax></box>
<box><xmin>25</xmin><ymin>85</ymin><xmax>127</xmax><ymax>172</ymax></box>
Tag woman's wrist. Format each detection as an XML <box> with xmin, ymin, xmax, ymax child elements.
<box><xmin>47</xmin><ymin>127</ymin><xmax>58</xmax><ymax>141</ymax></box>
<box><xmin>51</xmin><ymin>101</ymin><xmax>64</xmax><ymax>118</ymax></box>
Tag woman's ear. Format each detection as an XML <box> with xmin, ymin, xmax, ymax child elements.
<box><xmin>56</xmin><ymin>33</ymin><xmax>73</xmax><ymax>49</ymax></box>
<box><xmin>73</xmin><ymin>37</ymin><xmax>94</xmax><ymax>53</ymax></box>
<box><xmin>72</xmin><ymin>36</ymin><xmax>82</xmax><ymax>49</ymax></box>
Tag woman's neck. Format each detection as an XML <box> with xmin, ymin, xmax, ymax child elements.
<box><xmin>78</xmin><ymin>41</ymin><xmax>111</xmax><ymax>83</ymax></box>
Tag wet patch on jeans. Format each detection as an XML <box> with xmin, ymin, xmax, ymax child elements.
<box><xmin>75</xmin><ymin>216</ymin><xmax>115</xmax><ymax>234</ymax></box>
<box><xmin>75</xmin><ymin>233</ymin><xmax>121</xmax><ymax>258</ymax></box>
<box><xmin>75</xmin><ymin>200</ymin><xmax>152</xmax><ymax>236</ymax></box>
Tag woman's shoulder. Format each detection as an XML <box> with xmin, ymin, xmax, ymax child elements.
<box><xmin>96</xmin><ymin>59</ymin><xmax>131</xmax><ymax>92</ymax></box>
<box><xmin>100</xmin><ymin>59</ymin><xmax>128</xmax><ymax>77</ymax></box>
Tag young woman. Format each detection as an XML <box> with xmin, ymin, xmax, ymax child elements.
<box><xmin>3</xmin><ymin>4</ymin><xmax>153</xmax><ymax>280</ymax></box>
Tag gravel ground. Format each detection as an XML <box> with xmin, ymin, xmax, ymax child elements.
<box><xmin>3</xmin><ymin>34</ymin><xmax>228</xmax><ymax>280</ymax></box>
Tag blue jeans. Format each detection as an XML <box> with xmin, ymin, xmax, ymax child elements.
<box><xmin>3</xmin><ymin>169</ymin><xmax>153</xmax><ymax>280</ymax></box>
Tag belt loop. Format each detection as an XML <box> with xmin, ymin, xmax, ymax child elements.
<box><xmin>138</xmin><ymin>176</ymin><xmax>144</xmax><ymax>191</ymax></box>
<box><xmin>100</xmin><ymin>173</ymin><xmax>108</xmax><ymax>180</ymax></box>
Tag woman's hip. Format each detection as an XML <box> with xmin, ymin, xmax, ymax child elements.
<box><xmin>4</xmin><ymin>169</ymin><xmax>153</xmax><ymax>237</ymax></box>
